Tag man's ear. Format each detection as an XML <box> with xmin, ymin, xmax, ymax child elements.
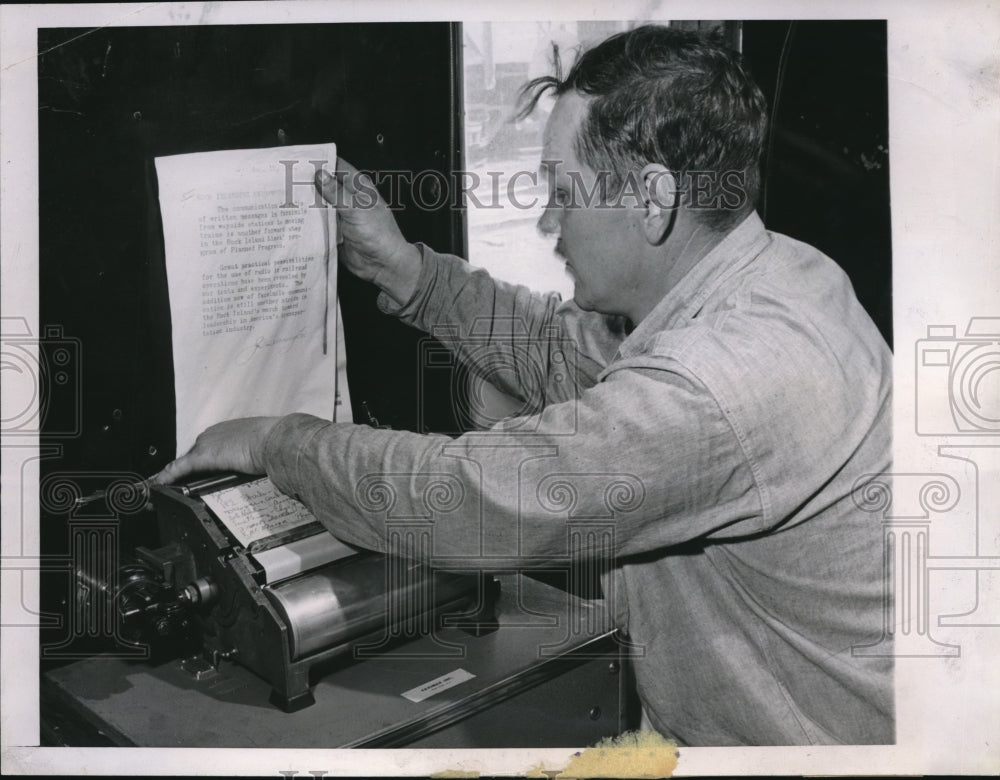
<box><xmin>640</xmin><ymin>163</ymin><xmax>678</xmax><ymax>245</ymax></box>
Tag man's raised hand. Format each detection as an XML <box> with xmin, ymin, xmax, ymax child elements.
<box><xmin>316</xmin><ymin>158</ymin><xmax>421</xmax><ymax>306</ymax></box>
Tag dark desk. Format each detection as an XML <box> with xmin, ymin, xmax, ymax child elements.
<box><xmin>42</xmin><ymin>573</ymin><xmax>638</xmax><ymax>748</ymax></box>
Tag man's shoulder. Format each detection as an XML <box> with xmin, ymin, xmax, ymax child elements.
<box><xmin>608</xmin><ymin>232</ymin><xmax>889</xmax><ymax>385</ymax></box>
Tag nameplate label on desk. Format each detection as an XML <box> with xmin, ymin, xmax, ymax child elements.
<box><xmin>401</xmin><ymin>668</ymin><xmax>476</xmax><ymax>703</ymax></box>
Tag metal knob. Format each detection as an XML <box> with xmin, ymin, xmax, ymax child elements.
<box><xmin>182</xmin><ymin>576</ymin><xmax>219</xmax><ymax>608</ymax></box>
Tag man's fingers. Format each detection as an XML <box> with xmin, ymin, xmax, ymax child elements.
<box><xmin>316</xmin><ymin>157</ymin><xmax>357</xmax><ymax>203</ymax></box>
<box><xmin>151</xmin><ymin>456</ymin><xmax>192</xmax><ymax>485</ymax></box>
<box><xmin>151</xmin><ymin>449</ymin><xmax>210</xmax><ymax>485</ymax></box>
<box><xmin>315</xmin><ymin>168</ymin><xmax>341</xmax><ymax>205</ymax></box>
<box><xmin>315</xmin><ymin>159</ymin><xmax>379</xmax><ymax>210</ymax></box>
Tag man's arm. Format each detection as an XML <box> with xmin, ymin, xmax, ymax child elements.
<box><xmin>256</xmin><ymin>364</ymin><xmax>763</xmax><ymax>566</ymax></box>
<box><xmin>156</xmin><ymin>364</ymin><xmax>760</xmax><ymax>564</ymax></box>
<box><xmin>384</xmin><ymin>245</ymin><xmax>624</xmax><ymax>410</ymax></box>
<box><xmin>317</xmin><ymin>161</ymin><xmax>623</xmax><ymax>409</ymax></box>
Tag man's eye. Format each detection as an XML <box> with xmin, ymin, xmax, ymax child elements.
<box><xmin>553</xmin><ymin>188</ymin><xmax>570</xmax><ymax>207</ymax></box>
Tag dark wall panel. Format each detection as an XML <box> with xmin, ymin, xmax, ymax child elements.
<box><xmin>39</xmin><ymin>23</ymin><xmax>463</xmax><ymax>481</ymax></box>
<box><xmin>743</xmin><ymin>20</ymin><xmax>893</xmax><ymax>346</ymax></box>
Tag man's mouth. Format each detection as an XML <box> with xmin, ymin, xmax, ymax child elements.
<box><xmin>555</xmin><ymin>240</ymin><xmax>568</xmax><ymax>263</ymax></box>
<box><xmin>556</xmin><ymin>249</ymin><xmax>573</xmax><ymax>276</ymax></box>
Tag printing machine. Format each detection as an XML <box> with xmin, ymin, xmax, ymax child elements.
<box><xmin>42</xmin><ymin>473</ymin><xmax>634</xmax><ymax>747</ymax></box>
<box><xmin>97</xmin><ymin>475</ymin><xmax>490</xmax><ymax>712</ymax></box>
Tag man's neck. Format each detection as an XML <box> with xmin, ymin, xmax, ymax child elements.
<box><xmin>627</xmin><ymin>215</ymin><xmax>732</xmax><ymax>324</ymax></box>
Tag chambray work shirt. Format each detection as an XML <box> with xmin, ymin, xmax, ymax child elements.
<box><xmin>263</xmin><ymin>212</ymin><xmax>894</xmax><ymax>746</ymax></box>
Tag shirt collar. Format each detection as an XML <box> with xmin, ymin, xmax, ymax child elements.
<box><xmin>615</xmin><ymin>211</ymin><xmax>771</xmax><ymax>359</ymax></box>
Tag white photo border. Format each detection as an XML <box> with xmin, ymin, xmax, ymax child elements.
<box><xmin>2</xmin><ymin>0</ymin><xmax>998</xmax><ymax>775</ymax></box>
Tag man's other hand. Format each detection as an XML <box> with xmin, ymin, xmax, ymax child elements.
<box><xmin>316</xmin><ymin>158</ymin><xmax>421</xmax><ymax>306</ymax></box>
<box><xmin>152</xmin><ymin>417</ymin><xmax>281</xmax><ymax>485</ymax></box>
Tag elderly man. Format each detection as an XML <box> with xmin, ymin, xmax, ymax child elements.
<box><xmin>156</xmin><ymin>26</ymin><xmax>893</xmax><ymax>745</ymax></box>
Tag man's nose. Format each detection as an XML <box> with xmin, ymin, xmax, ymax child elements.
<box><xmin>537</xmin><ymin>204</ymin><xmax>561</xmax><ymax>237</ymax></box>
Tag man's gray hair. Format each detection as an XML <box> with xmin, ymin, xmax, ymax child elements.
<box><xmin>518</xmin><ymin>25</ymin><xmax>769</xmax><ymax>229</ymax></box>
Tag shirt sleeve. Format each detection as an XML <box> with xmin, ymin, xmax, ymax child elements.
<box><xmin>377</xmin><ymin>244</ymin><xmax>626</xmax><ymax>411</ymax></box>
<box><xmin>261</xmin><ymin>359</ymin><xmax>764</xmax><ymax>567</ymax></box>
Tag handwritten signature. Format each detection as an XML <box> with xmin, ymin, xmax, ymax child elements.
<box><xmin>235</xmin><ymin>328</ymin><xmax>307</xmax><ymax>365</ymax></box>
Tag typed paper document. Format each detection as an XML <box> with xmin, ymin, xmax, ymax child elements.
<box><xmin>155</xmin><ymin>143</ymin><xmax>351</xmax><ymax>454</ymax></box>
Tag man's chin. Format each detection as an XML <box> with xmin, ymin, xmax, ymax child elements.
<box><xmin>571</xmin><ymin>289</ymin><xmax>596</xmax><ymax>312</ymax></box>
<box><xmin>564</xmin><ymin>268</ymin><xmax>594</xmax><ymax>310</ymax></box>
